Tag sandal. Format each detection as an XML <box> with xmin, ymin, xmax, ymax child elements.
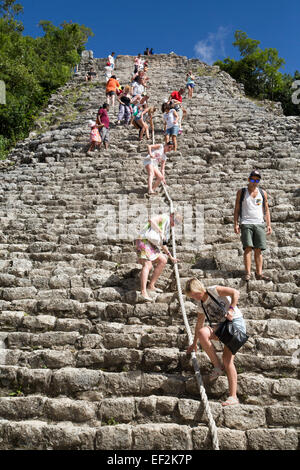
<box><xmin>208</xmin><ymin>367</ymin><xmax>224</xmax><ymax>382</ymax></box>
<box><xmin>243</xmin><ymin>273</ymin><xmax>251</xmax><ymax>282</ymax></box>
<box><xmin>222</xmin><ymin>396</ymin><xmax>239</xmax><ymax>407</ymax></box>
<box><xmin>141</xmin><ymin>294</ymin><xmax>154</xmax><ymax>302</ymax></box>
<box><xmin>148</xmin><ymin>286</ymin><xmax>163</xmax><ymax>293</ymax></box>
<box><xmin>255</xmin><ymin>273</ymin><xmax>271</xmax><ymax>282</ymax></box>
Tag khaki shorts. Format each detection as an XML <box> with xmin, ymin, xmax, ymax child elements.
<box><xmin>241</xmin><ymin>224</ymin><xmax>266</xmax><ymax>251</ymax></box>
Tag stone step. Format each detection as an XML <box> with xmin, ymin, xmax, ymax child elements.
<box><xmin>0</xmin><ymin>365</ymin><xmax>299</xmax><ymax>405</ymax></box>
<box><xmin>0</xmin><ymin>345</ymin><xmax>298</xmax><ymax>380</ymax></box>
<box><xmin>0</xmin><ymin>395</ymin><xmax>298</xmax><ymax>439</ymax></box>
<box><xmin>1</xmin><ymin>418</ymin><xmax>296</xmax><ymax>450</ymax></box>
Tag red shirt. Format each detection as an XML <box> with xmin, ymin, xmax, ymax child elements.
<box><xmin>171</xmin><ymin>91</ymin><xmax>182</xmax><ymax>103</ymax></box>
<box><xmin>98</xmin><ymin>108</ymin><xmax>110</xmax><ymax>128</ymax></box>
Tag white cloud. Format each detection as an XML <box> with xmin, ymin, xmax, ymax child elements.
<box><xmin>194</xmin><ymin>26</ymin><xmax>230</xmax><ymax>65</ymax></box>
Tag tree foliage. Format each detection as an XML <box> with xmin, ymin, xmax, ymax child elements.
<box><xmin>0</xmin><ymin>0</ymin><xmax>94</xmax><ymax>158</ymax></box>
<box><xmin>214</xmin><ymin>30</ymin><xmax>300</xmax><ymax>116</ymax></box>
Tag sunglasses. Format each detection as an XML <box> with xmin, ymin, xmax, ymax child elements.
<box><xmin>249</xmin><ymin>178</ymin><xmax>260</xmax><ymax>183</ymax></box>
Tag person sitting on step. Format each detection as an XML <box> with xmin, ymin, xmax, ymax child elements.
<box><xmin>185</xmin><ymin>278</ymin><xmax>247</xmax><ymax>407</ymax></box>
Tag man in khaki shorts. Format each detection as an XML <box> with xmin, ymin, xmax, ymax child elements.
<box><xmin>234</xmin><ymin>170</ymin><xmax>272</xmax><ymax>281</ymax></box>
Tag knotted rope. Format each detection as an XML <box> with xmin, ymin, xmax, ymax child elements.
<box><xmin>150</xmin><ymin>115</ymin><xmax>220</xmax><ymax>450</ymax></box>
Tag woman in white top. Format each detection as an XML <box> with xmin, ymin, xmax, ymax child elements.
<box><xmin>136</xmin><ymin>213</ymin><xmax>181</xmax><ymax>301</ymax></box>
<box><xmin>185</xmin><ymin>278</ymin><xmax>246</xmax><ymax>407</ymax></box>
<box><xmin>163</xmin><ymin>104</ymin><xmax>179</xmax><ymax>151</ymax></box>
<box><xmin>143</xmin><ymin>142</ymin><xmax>173</xmax><ymax>195</ymax></box>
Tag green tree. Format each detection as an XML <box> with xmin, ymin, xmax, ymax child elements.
<box><xmin>0</xmin><ymin>1</ymin><xmax>94</xmax><ymax>158</ymax></box>
<box><xmin>214</xmin><ymin>30</ymin><xmax>299</xmax><ymax>116</ymax></box>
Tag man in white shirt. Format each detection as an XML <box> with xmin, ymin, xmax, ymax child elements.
<box><xmin>108</xmin><ymin>52</ymin><xmax>115</xmax><ymax>70</ymax></box>
<box><xmin>234</xmin><ymin>170</ymin><xmax>272</xmax><ymax>281</ymax></box>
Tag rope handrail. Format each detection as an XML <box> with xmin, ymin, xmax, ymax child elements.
<box><xmin>150</xmin><ymin>115</ymin><xmax>220</xmax><ymax>450</ymax></box>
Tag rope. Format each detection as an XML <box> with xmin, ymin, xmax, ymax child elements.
<box><xmin>150</xmin><ymin>116</ymin><xmax>220</xmax><ymax>450</ymax></box>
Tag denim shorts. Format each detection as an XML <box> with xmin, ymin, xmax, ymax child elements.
<box><xmin>100</xmin><ymin>127</ymin><xmax>109</xmax><ymax>142</ymax></box>
<box><xmin>232</xmin><ymin>316</ymin><xmax>246</xmax><ymax>334</ymax></box>
<box><xmin>187</xmin><ymin>83</ymin><xmax>195</xmax><ymax>88</ymax></box>
<box><xmin>166</xmin><ymin>125</ymin><xmax>179</xmax><ymax>136</ymax></box>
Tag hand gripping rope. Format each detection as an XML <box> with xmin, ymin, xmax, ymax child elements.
<box><xmin>151</xmin><ymin>116</ymin><xmax>220</xmax><ymax>450</ymax></box>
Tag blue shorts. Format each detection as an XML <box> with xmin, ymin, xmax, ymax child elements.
<box><xmin>232</xmin><ymin>316</ymin><xmax>246</xmax><ymax>334</ymax></box>
<box><xmin>187</xmin><ymin>83</ymin><xmax>195</xmax><ymax>88</ymax></box>
<box><xmin>166</xmin><ymin>125</ymin><xmax>179</xmax><ymax>136</ymax></box>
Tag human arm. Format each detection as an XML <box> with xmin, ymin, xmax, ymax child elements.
<box><xmin>263</xmin><ymin>191</ymin><xmax>272</xmax><ymax>235</ymax></box>
<box><xmin>160</xmin><ymin>244</ymin><xmax>179</xmax><ymax>264</ymax></box>
<box><xmin>173</xmin><ymin>110</ymin><xmax>178</xmax><ymax>125</ymax></box>
<box><xmin>160</xmin><ymin>159</ymin><xmax>166</xmax><ymax>182</ymax></box>
<box><xmin>187</xmin><ymin>312</ymin><xmax>205</xmax><ymax>353</ymax></box>
<box><xmin>147</xmin><ymin>144</ymin><xmax>161</xmax><ymax>158</ymax></box>
<box><xmin>234</xmin><ymin>189</ymin><xmax>242</xmax><ymax>234</ymax></box>
<box><xmin>215</xmin><ymin>286</ymin><xmax>240</xmax><ymax>321</ymax></box>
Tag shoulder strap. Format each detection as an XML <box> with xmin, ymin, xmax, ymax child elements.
<box><xmin>200</xmin><ymin>300</ymin><xmax>212</xmax><ymax>327</ymax></box>
<box><xmin>259</xmin><ymin>188</ymin><xmax>266</xmax><ymax>214</ymax></box>
<box><xmin>206</xmin><ymin>290</ymin><xmax>227</xmax><ymax>315</ymax></box>
<box><xmin>239</xmin><ymin>187</ymin><xmax>246</xmax><ymax>220</ymax></box>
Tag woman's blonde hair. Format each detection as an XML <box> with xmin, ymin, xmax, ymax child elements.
<box><xmin>185</xmin><ymin>278</ymin><xmax>206</xmax><ymax>297</ymax></box>
<box><xmin>124</xmin><ymin>85</ymin><xmax>131</xmax><ymax>93</ymax></box>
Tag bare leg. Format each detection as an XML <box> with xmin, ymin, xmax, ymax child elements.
<box><xmin>146</xmin><ymin>164</ymin><xmax>155</xmax><ymax>193</ymax></box>
<box><xmin>139</xmin><ymin>259</ymin><xmax>152</xmax><ymax>296</ymax></box>
<box><xmin>222</xmin><ymin>346</ymin><xmax>237</xmax><ymax>398</ymax></box>
<box><xmin>198</xmin><ymin>327</ymin><xmax>223</xmax><ymax>369</ymax></box>
<box><xmin>152</xmin><ymin>167</ymin><xmax>164</xmax><ymax>191</ymax></box>
<box><xmin>148</xmin><ymin>254</ymin><xmax>167</xmax><ymax>289</ymax></box>
<box><xmin>254</xmin><ymin>248</ymin><xmax>263</xmax><ymax>275</ymax></box>
<box><xmin>172</xmin><ymin>135</ymin><xmax>177</xmax><ymax>151</ymax></box>
<box><xmin>244</xmin><ymin>247</ymin><xmax>252</xmax><ymax>275</ymax></box>
<box><xmin>144</xmin><ymin>122</ymin><xmax>150</xmax><ymax>139</ymax></box>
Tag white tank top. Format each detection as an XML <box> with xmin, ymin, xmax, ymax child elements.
<box><xmin>241</xmin><ymin>188</ymin><xmax>264</xmax><ymax>224</ymax></box>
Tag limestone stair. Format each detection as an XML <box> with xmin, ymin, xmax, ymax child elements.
<box><xmin>0</xmin><ymin>53</ymin><xmax>299</xmax><ymax>450</ymax></box>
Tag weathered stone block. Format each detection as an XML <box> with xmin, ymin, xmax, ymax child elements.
<box><xmin>99</xmin><ymin>397</ymin><xmax>135</xmax><ymax>423</ymax></box>
<box><xmin>95</xmin><ymin>425</ymin><xmax>132</xmax><ymax>450</ymax></box>
<box><xmin>132</xmin><ymin>423</ymin><xmax>192</xmax><ymax>450</ymax></box>
<box><xmin>247</xmin><ymin>428</ymin><xmax>298</xmax><ymax>450</ymax></box>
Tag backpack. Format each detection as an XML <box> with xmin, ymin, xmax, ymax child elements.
<box><xmin>239</xmin><ymin>187</ymin><xmax>266</xmax><ymax>221</ymax></box>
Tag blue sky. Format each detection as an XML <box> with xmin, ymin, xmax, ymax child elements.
<box><xmin>20</xmin><ymin>0</ymin><xmax>299</xmax><ymax>75</ymax></box>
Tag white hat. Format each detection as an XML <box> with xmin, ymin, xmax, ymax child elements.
<box><xmin>88</xmin><ymin>120</ymin><xmax>95</xmax><ymax>127</ymax></box>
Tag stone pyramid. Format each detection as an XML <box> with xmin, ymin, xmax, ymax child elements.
<box><xmin>0</xmin><ymin>53</ymin><xmax>299</xmax><ymax>450</ymax></box>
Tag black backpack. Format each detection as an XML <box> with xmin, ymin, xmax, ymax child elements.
<box><xmin>239</xmin><ymin>187</ymin><xmax>266</xmax><ymax>221</ymax></box>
